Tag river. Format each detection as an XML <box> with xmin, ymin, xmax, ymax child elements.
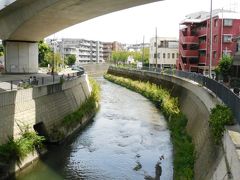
<box><xmin>16</xmin><ymin>78</ymin><xmax>173</xmax><ymax>180</ymax></box>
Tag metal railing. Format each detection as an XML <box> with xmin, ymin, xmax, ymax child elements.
<box><xmin>112</xmin><ymin>65</ymin><xmax>240</xmax><ymax>124</ymax></box>
<box><xmin>0</xmin><ymin>71</ymin><xmax>85</xmax><ymax>92</ymax></box>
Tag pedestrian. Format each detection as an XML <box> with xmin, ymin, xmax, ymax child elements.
<box><xmin>29</xmin><ymin>76</ymin><xmax>33</xmax><ymax>84</ymax></box>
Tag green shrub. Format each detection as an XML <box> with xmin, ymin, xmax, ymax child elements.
<box><xmin>209</xmin><ymin>104</ymin><xmax>234</xmax><ymax>144</ymax></box>
<box><xmin>0</xmin><ymin>129</ymin><xmax>45</xmax><ymax>164</ymax></box>
<box><xmin>104</xmin><ymin>73</ymin><xmax>195</xmax><ymax>179</ymax></box>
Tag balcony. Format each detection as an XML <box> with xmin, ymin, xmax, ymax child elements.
<box><xmin>180</xmin><ymin>31</ymin><xmax>198</xmax><ymax>44</ymax></box>
<box><xmin>199</xmin><ymin>56</ymin><xmax>207</xmax><ymax>64</ymax></box>
<box><xmin>179</xmin><ymin>46</ymin><xmax>199</xmax><ymax>57</ymax></box>
<box><xmin>197</xmin><ymin>27</ymin><xmax>207</xmax><ymax>36</ymax></box>
<box><xmin>199</xmin><ymin>42</ymin><xmax>207</xmax><ymax>50</ymax></box>
<box><xmin>181</xmin><ymin>36</ymin><xmax>199</xmax><ymax>44</ymax></box>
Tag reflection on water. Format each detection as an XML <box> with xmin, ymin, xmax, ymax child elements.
<box><xmin>16</xmin><ymin>78</ymin><xmax>173</xmax><ymax>180</ymax></box>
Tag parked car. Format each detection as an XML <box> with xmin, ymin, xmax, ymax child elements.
<box><xmin>71</xmin><ymin>65</ymin><xmax>84</xmax><ymax>73</ymax></box>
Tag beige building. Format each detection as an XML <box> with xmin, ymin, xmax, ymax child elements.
<box><xmin>149</xmin><ymin>37</ymin><xmax>178</xmax><ymax>68</ymax></box>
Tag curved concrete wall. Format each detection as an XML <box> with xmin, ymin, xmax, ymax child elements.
<box><xmin>0</xmin><ymin>74</ymin><xmax>91</xmax><ymax>145</ymax></box>
<box><xmin>107</xmin><ymin>67</ymin><xmax>223</xmax><ymax>180</ymax></box>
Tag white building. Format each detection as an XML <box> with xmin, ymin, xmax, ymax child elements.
<box><xmin>47</xmin><ymin>38</ymin><xmax>104</xmax><ymax>64</ymax></box>
<box><xmin>126</xmin><ymin>43</ymin><xmax>150</xmax><ymax>52</ymax></box>
<box><xmin>149</xmin><ymin>37</ymin><xmax>179</xmax><ymax>68</ymax></box>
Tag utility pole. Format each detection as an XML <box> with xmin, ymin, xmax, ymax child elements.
<box><xmin>142</xmin><ymin>36</ymin><xmax>145</xmax><ymax>68</ymax></box>
<box><xmin>155</xmin><ymin>27</ymin><xmax>158</xmax><ymax>69</ymax></box>
<box><xmin>220</xmin><ymin>7</ymin><xmax>223</xmax><ymax>59</ymax></box>
<box><xmin>209</xmin><ymin>0</ymin><xmax>213</xmax><ymax>78</ymax></box>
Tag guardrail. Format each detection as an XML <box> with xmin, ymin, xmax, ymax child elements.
<box><xmin>111</xmin><ymin>65</ymin><xmax>240</xmax><ymax>124</ymax></box>
<box><xmin>0</xmin><ymin>71</ymin><xmax>85</xmax><ymax>92</ymax></box>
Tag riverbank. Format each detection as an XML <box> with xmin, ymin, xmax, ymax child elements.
<box><xmin>104</xmin><ymin>73</ymin><xmax>195</xmax><ymax>179</ymax></box>
<box><xmin>0</xmin><ymin>78</ymin><xmax>100</xmax><ymax>179</ymax></box>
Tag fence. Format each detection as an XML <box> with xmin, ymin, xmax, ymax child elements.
<box><xmin>0</xmin><ymin>71</ymin><xmax>85</xmax><ymax>92</ymax></box>
<box><xmin>112</xmin><ymin>65</ymin><xmax>240</xmax><ymax>124</ymax></box>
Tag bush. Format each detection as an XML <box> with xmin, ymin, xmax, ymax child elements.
<box><xmin>209</xmin><ymin>104</ymin><xmax>234</xmax><ymax>144</ymax></box>
<box><xmin>104</xmin><ymin>73</ymin><xmax>195</xmax><ymax>179</ymax></box>
<box><xmin>0</xmin><ymin>129</ymin><xmax>45</xmax><ymax>164</ymax></box>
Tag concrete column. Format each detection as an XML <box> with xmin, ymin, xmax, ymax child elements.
<box><xmin>4</xmin><ymin>41</ymin><xmax>38</xmax><ymax>73</ymax></box>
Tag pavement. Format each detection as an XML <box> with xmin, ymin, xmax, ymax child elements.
<box><xmin>0</xmin><ymin>68</ymin><xmax>78</xmax><ymax>92</ymax></box>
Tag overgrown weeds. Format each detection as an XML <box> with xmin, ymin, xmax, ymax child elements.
<box><xmin>209</xmin><ymin>104</ymin><xmax>234</xmax><ymax>144</ymax></box>
<box><xmin>0</xmin><ymin>129</ymin><xmax>45</xmax><ymax>164</ymax></box>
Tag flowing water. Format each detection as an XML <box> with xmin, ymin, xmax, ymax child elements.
<box><xmin>16</xmin><ymin>78</ymin><xmax>173</xmax><ymax>180</ymax></box>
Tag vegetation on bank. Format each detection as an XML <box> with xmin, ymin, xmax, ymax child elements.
<box><xmin>62</xmin><ymin>78</ymin><xmax>100</xmax><ymax>129</ymax></box>
<box><xmin>209</xmin><ymin>104</ymin><xmax>234</xmax><ymax>144</ymax></box>
<box><xmin>104</xmin><ymin>73</ymin><xmax>195</xmax><ymax>179</ymax></box>
<box><xmin>0</xmin><ymin>128</ymin><xmax>45</xmax><ymax>164</ymax></box>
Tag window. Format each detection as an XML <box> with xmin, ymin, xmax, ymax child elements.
<box><xmin>154</xmin><ymin>53</ymin><xmax>157</xmax><ymax>58</ymax></box>
<box><xmin>154</xmin><ymin>42</ymin><xmax>157</xmax><ymax>47</ymax></box>
<box><xmin>200</xmin><ymin>51</ymin><xmax>206</xmax><ymax>56</ymax></box>
<box><xmin>214</xmin><ymin>19</ymin><xmax>218</xmax><ymax>27</ymax></box>
<box><xmin>160</xmin><ymin>41</ymin><xmax>164</xmax><ymax>47</ymax></box>
<box><xmin>172</xmin><ymin>53</ymin><xmax>175</xmax><ymax>59</ymax></box>
<box><xmin>168</xmin><ymin>53</ymin><xmax>170</xmax><ymax>58</ymax></box>
<box><xmin>224</xmin><ymin>19</ymin><xmax>233</xmax><ymax>26</ymax></box>
<box><xmin>176</xmin><ymin>53</ymin><xmax>179</xmax><ymax>58</ymax></box>
<box><xmin>158</xmin><ymin>53</ymin><xmax>161</xmax><ymax>58</ymax></box>
<box><xmin>213</xmin><ymin>51</ymin><xmax>217</xmax><ymax>59</ymax></box>
<box><xmin>223</xmin><ymin>35</ymin><xmax>232</xmax><ymax>43</ymax></box>
<box><xmin>214</xmin><ymin>35</ymin><xmax>218</xmax><ymax>43</ymax></box>
<box><xmin>163</xmin><ymin>53</ymin><xmax>166</xmax><ymax>58</ymax></box>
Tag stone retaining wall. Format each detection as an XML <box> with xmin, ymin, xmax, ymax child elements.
<box><xmin>0</xmin><ymin>74</ymin><xmax>91</xmax><ymax>144</ymax></box>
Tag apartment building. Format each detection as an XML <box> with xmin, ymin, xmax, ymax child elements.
<box><xmin>149</xmin><ymin>37</ymin><xmax>179</xmax><ymax>68</ymax></box>
<box><xmin>48</xmin><ymin>38</ymin><xmax>104</xmax><ymax>64</ymax></box>
<box><xmin>178</xmin><ymin>9</ymin><xmax>240</xmax><ymax>73</ymax></box>
<box><xmin>102</xmin><ymin>41</ymin><xmax>124</xmax><ymax>61</ymax></box>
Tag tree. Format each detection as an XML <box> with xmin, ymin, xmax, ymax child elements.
<box><xmin>112</xmin><ymin>51</ymin><xmax>129</xmax><ymax>64</ymax></box>
<box><xmin>142</xmin><ymin>48</ymin><xmax>150</xmax><ymax>66</ymax></box>
<box><xmin>111</xmin><ymin>48</ymin><xmax>149</xmax><ymax>66</ymax></box>
<box><xmin>218</xmin><ymin>55</ymin><xmax>233</xmax><ymax>82</ymax></box>
<box><xmin>65</xmin><ymin>54</ymin><xmax>76</xmax><ymax>66</ymax></box>
<box><xmin>0</xmin><ymin>44</ymin><xmax>4</xmax><ymax>57</ymax></box>
<box><xmin>46</xmin><ymin>52</ymin><xmax>64</xmax><ymax>72</ymax></box>
<box><xmin>38</xmin><ymin>41</ymin><xmax>52</xmax><ymax>67</ymax></box>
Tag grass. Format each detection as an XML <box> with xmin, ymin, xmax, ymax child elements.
<box><xmin>0</xmin><ymin>129</ymin><xmax>45</xmax><ymax>164</ymax></box>
<box><xmin>104</xmin><ymin>73</ymin><xmax>195</xmax><ymax>180</ymax></box>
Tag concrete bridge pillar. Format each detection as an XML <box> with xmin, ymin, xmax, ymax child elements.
<box><xmin>4</xmin><ymin>41</ymin><xmax>38</xmax><ymax>73</ymax></box>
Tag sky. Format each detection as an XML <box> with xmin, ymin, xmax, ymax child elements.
<box><xmin>47</xmin><ymin>0</ymin><xmax>240</xmax><ymax>44</ymax></box>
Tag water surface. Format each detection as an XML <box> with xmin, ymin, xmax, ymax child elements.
<box><xmin>16</xmin><ymin>78</ymin><xmax>173</xmax><ymax>180</ymax></box>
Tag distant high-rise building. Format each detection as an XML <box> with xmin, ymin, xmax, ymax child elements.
<box><xmin>149</xmin><ymin>37</ymin><xmax>178</xmax><ymax>68</ymax></box>
<box><xmin>178</xmin><ymin>9</ymin><xmax>240</xmax><ymax>74</ymax></box>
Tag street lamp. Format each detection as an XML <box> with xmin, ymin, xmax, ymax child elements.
<box><xmin>51</xmin><ymin>39</ymin><xmax>58</xmax><ymax>82</ymax></box>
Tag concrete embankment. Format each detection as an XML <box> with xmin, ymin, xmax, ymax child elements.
<box><xmin>107</xmin><ymin>67</ymin><xmax>240</xmax><ymax>180</ymax></box>
<box><xmin>0</xmin><ymin>74</ymin><xmax>94</xmax><ymax>177</ymax></box>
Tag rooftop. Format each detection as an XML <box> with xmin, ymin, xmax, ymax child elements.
<box><xmin>181</xmin><ymin>9</ymin><xmax>240</xmax><ymax>24</ymax></box>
